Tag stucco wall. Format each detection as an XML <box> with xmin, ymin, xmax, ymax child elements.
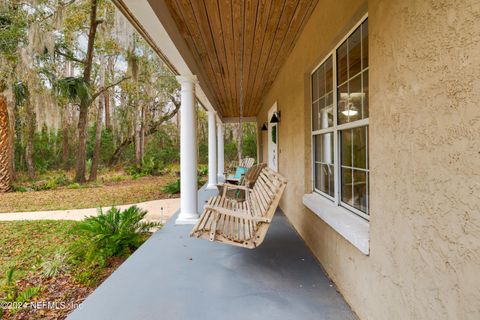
<box><xmin>256</xmin><ymin>0</ymin><xmax>480</xmax><ymax>319</ymax></box>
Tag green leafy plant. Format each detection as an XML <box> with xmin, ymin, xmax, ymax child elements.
<box><xmin>54</xmin><ymin>76</ymin><xmax>91</xmax><ymax>106</ymax></box>
<box><xmin>66</xmin><ymin>182</ymin><xmax>82</xmax><ymax>189</ymax></box>
<box><xmin>126</xmin><ymin>157</ymin><xmax>165</xmax><ymax>179</ymax></box>
<box><xmin>41</xmin><ymin>250</ymin><xmax>70</xmax><ymax>278</ymax></box>
<box><xmin>1</xmin><ymin>268</ymin><xmax>40</xmax><ymax>314</ymax></box>
<box><xmin>198</xmin><ymin>165</ymin><xmax>208</xmax><ymax>176</ymax></box>
<box><xmin>71</xmin><ymin>206</ymin><xmax>160</xmax><ymax>267</ymax></box>
<box><xmin>12</xmin><ymin>185</ymin><xmax>27</xmax><ymax>192</ymax></box>
<box><xmin>162</xmin><ymin>179</ymin><xmax>180</xmax><ymax>194</ymax></box>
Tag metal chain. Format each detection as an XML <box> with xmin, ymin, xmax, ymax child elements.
<box><xmin>239</xmin><ymin>0</ymin><xmax>245</xmax><ymax>158</ymax></box>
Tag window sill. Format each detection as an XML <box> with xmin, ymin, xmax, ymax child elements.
<box><xmin>302</xmin><ymin>193</ymin><xmax>370</xmax><ymax>255</ymax></box>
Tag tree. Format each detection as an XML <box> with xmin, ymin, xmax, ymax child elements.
<box><xmin>0</xmin><ymin>81</ymin><xmax>12</xmax><ymax>192</ymax></box>
<box><xmin>89</xmin><ymin>54</ymin><xmax>106</xmax><ymax>181</ymax></box>
<box><xmin>13</xmin><ymin>81</ymin><xmax>35</xmax><ymax>178</ymax></box>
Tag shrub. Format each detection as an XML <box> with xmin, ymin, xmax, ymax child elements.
<box><xmin>66</xmin><ymin>182</ymin><xmax>81</xmax><ymax>189</ymax></box>
<box><xmin>162</xmin><ymin>179</ymin><xmax>180</xmax><ymax>194</ymax></box>
<box><xmin>198</xmin><ymin>165</ymin><xmax>208</xmax><ymax>176</ymax></box>
<box><xmin>126</xmin><ymin>157</ymin><xmax>165</xmax><ymax>179</ymax></box>
<box><xmin>41</xmin><ymin>250</ymin><xmax>70</xmax><ymax>278</ymax></box>
<box><xmin>1</xmin><ymin>268</ymin><xmax>40</xmax><ymax>314</ymax></box>
<box><xmin>71</xmin><ymin>206</ymin><xmax>160</xmax><ymax>267</ymax></box>
<box><xmin>12</xmin><ymin>185</ymin><xmax>27</xmax><ymax>192</ymax></box>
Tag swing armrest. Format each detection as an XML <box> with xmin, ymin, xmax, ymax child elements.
<box><xmin>204</xmin><ymin>205</ymin><xmax>270</xmax><ymax>223</ymax></box>
<box><xmin>222</xmin><ymin>183</ymin><xmax>250</xmax><ymax>191</ymax></box>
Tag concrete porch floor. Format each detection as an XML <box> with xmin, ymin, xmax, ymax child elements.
<box><xmin>68</xmin><ymin>186</ymin><xmax>357</xmax><ymax>320</ymax></box>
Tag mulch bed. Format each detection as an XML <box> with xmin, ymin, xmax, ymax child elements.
<box><xmin>2</xmin><ymin>258</ymin><xmax>124</xmax><ymax>320</ymax></box>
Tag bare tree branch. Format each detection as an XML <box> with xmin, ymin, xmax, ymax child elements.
<box><xmin>89</xmin><ymin>77</ymin><xmax>130</xmax><ymax>104</ymax></box>
<box><xmin>55</xmin><ymin>48</ymin><xmax>85</xmax><ymax>64</ymax></box>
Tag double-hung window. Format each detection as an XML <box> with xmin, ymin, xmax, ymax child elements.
<box><xmin>311</xmin><ymin>17</ymin><xmax>369</xmax><ymax>220</ymax></box>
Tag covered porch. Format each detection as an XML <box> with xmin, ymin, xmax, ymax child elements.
<box><xmin>70</xmin><ymin>0</ymin><xmax>358</xmax><ymax>318</ymax></box>
<box><xmin>69</xmin><ymin>187</ymin><xmax>356</xmax><ymax>320</ymax></box>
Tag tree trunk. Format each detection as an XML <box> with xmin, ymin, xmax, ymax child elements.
<box><xmin>89</xmin><ymin>54</ymin><xmax>106</xmax><ymax>182</ymax></box>
<box><xmin>75</xmin><ymin>0</ymin><xmax>100</xmax><ymax>183</ymax></box>
<box><xmin>25</xmin><ymin>102</ymin><xmax>35</xmax><ymax>179</ymax></box>
<box><xmin>7</xmin><ymin>98</ymin><xmax>15</xmax><ymax>180</ymax></box>
<box><xmin>134</xmin><ymin>101</ymin><xmax>142</xmax><ymax>166</ymax></box>
<box><xmin>108</xmin><ymin>100</ymin><xmax>180</xmax><ymax>166</ymax></box>
<box><xmin>0</xmin><ymin>94</ymin><xmax>12</xmax><ymax>192</ymax></box>
<box><xmin>62</xmin><ymin>61</ymin><xmax>72</xmax><ymax>168</ymax></box>
<box><xmin>75</xmin><ymin>104</ymin><xmax>88</xmax><ymax>183</ymax></box>
<box><xmin>61</xmin><ymin>108</ymin><xmax>69</xmax><ymax>167</ymax></box>
<box><xmin>105</xmin><ymin>56</ymin><xmax>114</xmax><ymax>131</ymax></box>
<box><xmin>89</xmin><ymin>100</ymin><xmax>103</xmax><ymax>181</ymax></box>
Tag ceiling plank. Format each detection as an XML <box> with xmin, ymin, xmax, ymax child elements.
<box><xmin>162</xmin><ymin>0</ymin><xmax>318</xmax><ymax>118</ymax></box>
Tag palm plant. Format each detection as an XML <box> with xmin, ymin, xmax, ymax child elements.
<box><xmin>73</xmin><ymin>206</ymin><xmax>160</xmax><ymax>264</ymax></box>
<box><xmin>54</xmin><ymin>76</ymin><xmax>92</xmax><ymax>106</ymax></box>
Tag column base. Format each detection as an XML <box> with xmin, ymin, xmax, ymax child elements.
<box><xmin>206</xmin><ymin>183</ymin><xmax>218</xmax><ymax>190</ymax></box>
<box><xmin>175</xmin><ymin>213</ymin><xmax>199</xmax><ymax>225</ymax></box>
<box><xmin>217</xmin><ymin>175</ymin><xmax>225</xmax><ymax>183</ymax></box>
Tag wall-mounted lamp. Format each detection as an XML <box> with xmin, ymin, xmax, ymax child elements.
<box><xmin>261</xmin><ymin>123</ymin><xmax>268</xmax><ymax>131</ymax></box>
<box><xmin>270</xmin><ymin>111</ymin><xmax>281</xmax><ymax>123</ymax></box>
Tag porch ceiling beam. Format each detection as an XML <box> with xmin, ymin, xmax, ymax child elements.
<box><xmin>222</xmin><ymin>117</ymin><xmax>258</xmax><ymax>124</ymax></box>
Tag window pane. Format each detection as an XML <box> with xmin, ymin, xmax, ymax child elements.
<box><xmin>314</xmin><ymin>135</ymin><xmax>322</xmax><ymax>162</ymax></box>
<box><xmin>352</xmin><ymin>126</ymin><xmax>367</xmax><ymax>169</ymax></box>
<box><xmin>337</xmin><ymin>41</ymin><xmax>348</xmax><ymax>85</ymax></box>
<box><xmin>325</xmin><ymin>56</ymin><xmax>333</xmax><ymax>93</ymax></box>
<box><xmin>326</xmin><ymin>91</ymin><xmax>333</xmax><ymax>107</ymax></box>
<box><xmin>312</xmin><ymin>71</ymin><xmax>319</xmax><ymax>102</ymax></box>
<box><xmin>328</xmin><ymin>164</ymin><xmax>335</xmax><ymax>196</ymax></box>
<box><xmin>341</xmin><ymin>129</ymin><xmax>352</xmax><ymax>167</ymax></box>
<box><xmin>352</xmin><ymin>170</ymin><xmax>368</xmax><ymax>213</ymax></box>
<box><xmin>341</xmin><ymin>168</ymin><xmax>353</xmax><ymax>205</ymax></box>
<box><xmin>322</xmin><ymin>133</ymin><xmax>334</xmax><ymax>164</ymax></box>
<box><xmin>362</xmin><ymin>70</ymin><xmax>369</xmax><ymax>118</ymax></box>
<box><xmin>319</xmin><ymin>105</ymin><xmax>334</xmax><ymax>129</ymax></box>
<box><xmin>318</xmin><ymin>65</ymin><xmax>325</xmax><ymax>98</ymax></box>
<box><xmin>337</xmin><ymin>83</ymin><xmax>348</xmax><ymax>124</ymax></box>
<box><xmin>312</xmin><ymin>101</ymin><xmax>319</xmax><ymax>131</ymax></box>
<box><xmin>314</xmin><ymin>134</ymin><xmax>334</xmax><ymax>197</ymax></box>
<box><xmin>348</xmin><ymin>74</ymin><xmax>362</xmax><ymax>122</ymax></box>
<box><xmin>362</xmin><ymin>20</ymin><xmax>368</xmax><ymax>69</ymax></box>
<box><xmin>348</xmin><ymin>26</ymin><xmax>362</xmax><ymax>78</ymax></box>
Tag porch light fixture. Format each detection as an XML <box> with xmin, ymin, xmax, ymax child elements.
<box><xmin>270</xmin><ymin>111</ymin><xmax>281</xmax><ymax>123</ymax></box>
<box><xmin>261</xmin><ymin>123</ymin><xmax>268</xmax><ymax>131</ymax></box>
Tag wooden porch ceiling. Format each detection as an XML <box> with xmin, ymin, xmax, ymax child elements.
<box><xmin>163</xmin><ymin>0</ymin><xmax>318</xmax><ymax>118</ymax></box>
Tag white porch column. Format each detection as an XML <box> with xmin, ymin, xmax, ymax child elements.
<box><xmin>176</xmin><ymin>75</ymin><xmax>199</xmax><ymax>225</ymax></box>
<box><xmin>206</xmin><ymin>111</ymin><xmax>217</xmax><ymax>189</ymax></box>
<box><xmin>217</xmin><ymin>120</ymin><xmax>225</xmax><ymax>182</ymax></box>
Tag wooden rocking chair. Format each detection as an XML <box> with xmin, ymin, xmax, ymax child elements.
<box><xmin>225</xmin><ymin>157</ymin><xmax>256</xmax><ymax>184</ymax></box>
<box><xmin>219</xmin><ymin>163</ymin><xmax>267</xmax><ymax>201</ymax></box>
<box><xmin>190</xmin><ymin>167</ymin><xmax>287</xmax><ymax>249</ymax></box>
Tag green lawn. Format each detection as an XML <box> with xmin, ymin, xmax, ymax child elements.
<box><xmin>0</xmin><ymin>220</ymin><xmax>78</xmax><ymax>282</ymax></box>
<box><xmin>0</xmin><ymin>175</ymin><xmax>177</xmax><ymax>213</ymax></box>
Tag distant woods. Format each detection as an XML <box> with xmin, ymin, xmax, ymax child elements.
<box><xmin>0</xmin><ymin>0</ymin><xmax>256</xmax><ymax>192</ymax></box>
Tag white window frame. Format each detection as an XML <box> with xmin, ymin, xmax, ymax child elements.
<box><xmin>311</xmin><ymin>14</ymin><xmax>369</xmax><ymax>221</ymax></box>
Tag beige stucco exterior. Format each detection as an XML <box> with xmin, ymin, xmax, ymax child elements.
<box><xmin>256</xmin><ymin>0</ymin><xmax>480</xmax><ymax>319</ymax></box>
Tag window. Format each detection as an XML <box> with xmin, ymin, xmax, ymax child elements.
<box><xmin>311</xmin><ymin>17</ymin><xmax>369</xmax><ymax>220</ymax></box>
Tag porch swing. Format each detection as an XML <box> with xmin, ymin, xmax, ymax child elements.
<box><xmin>190</xmin><ymin>3</ymin><xmax>287</xmax><ymax>248</ymax></box>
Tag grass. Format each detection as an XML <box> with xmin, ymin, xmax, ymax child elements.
<box><xmin>0</xmin><ymin>175</ymin><xmax>177</xmax><ymax>213</ymax></box>
<box><xmin>0</xmin><ymin>221</ymin><xmax>78</xmax><ymax>283</ymax></box>
<box><xmin>0</xmin><ymin>216</ymin><xmax>155</xmax><ymax>319</ymax></box>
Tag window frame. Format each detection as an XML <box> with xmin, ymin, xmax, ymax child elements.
<box><xmin>310</xmin><ymin>14</ymin><xmax>369</xmax><ymax>221</ymax></box>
